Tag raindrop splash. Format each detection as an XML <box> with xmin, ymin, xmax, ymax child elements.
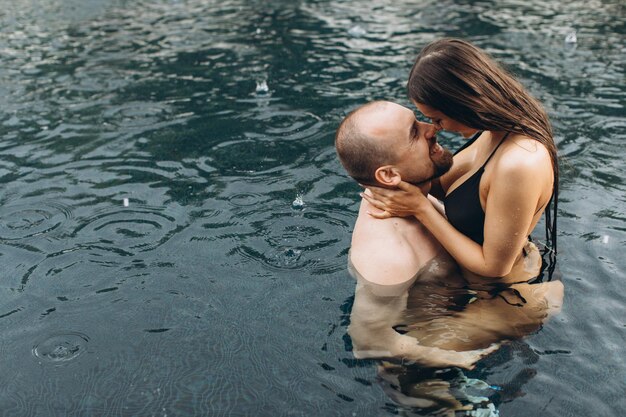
<box><xmin>33</xmin><ymin>332</ymin><xmax>90</xmax><ymax>364</ymax></box>
<box><xmin>292</xmin><ymin>194</ymin><xmax>305</xmax><ymax>210</ymax></box>
<box><xmin>255</xmin><ymin>80</ymin><xmax>269</xmax><ymax>94</ymax></box>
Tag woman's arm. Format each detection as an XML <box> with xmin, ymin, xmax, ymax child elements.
<box><xmin>362</xmin><ymin>159</ymin><xmax>546</xmax><ymax>277</ymax></box>
<box><xmin>427</xmin><ymin>194</ymin><xmax>446</xmax><ymax>217</ymax></box>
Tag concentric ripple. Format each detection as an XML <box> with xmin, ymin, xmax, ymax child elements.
<box><xmin>235</xmin><ymin>210</ymin><xmax>351</xmax><ymax>272</ymax></box>
<box><xmin>102</xmin><ymin>101</ymin><xmax>172</xmax><ymax>128</ymax></box>
<box><xmin>0</xmin><ymin>200</ymin><xmax>73</xmax><ymax>241</ymax></box>
<box><xmin>71</xmin><ymin>204</ymin><xmax>185</xmax><ymax>256</ymax></box>
<box><xmin>228</xmin><ymin>193</ymin><xmax>264</xmax><ymax>207</ymax></box>
<box><xmin>209</xmin><ymin>139</ymin><xmax>307</xmax><ymax>174</ymax></box>
<box><xmin>32</xmin><ymin>332</ymin><xmax>90</xmax><ymax>364</ymax></box>
<box><xmin>249</xmin><ymin>110</ymin><xmax>324</xmax><ymax>139</ymax></box>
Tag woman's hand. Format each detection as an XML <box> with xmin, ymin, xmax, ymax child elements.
<box><xmin>361</xmin><ymin>181</ymin><xmax>429</xmax><ymax>219</ymax></box>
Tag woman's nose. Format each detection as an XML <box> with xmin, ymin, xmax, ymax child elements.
<box><xmin>431</xmin><ymin>121</ymin><xmax>443</xmax><ymax>133</ymax></box>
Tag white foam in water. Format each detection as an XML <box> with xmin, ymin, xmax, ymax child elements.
<box><xmin>565</xmin><ymin>31</ymin><xmax>577</xmax><ymax>44</ymax></box>
<box><xmin>292</xmin><ymin>194</ymin><xmax>305</xmax><ymax>209</ymax></box>
<box><xmin>466</xmin><ymin>402</ymin><xmax>499</xmax><ymax>417</ymax></box>
<box><xmin>255</xmin><ymin>80</ymin><xmax>269</xmax><ymax>93</ymax></box>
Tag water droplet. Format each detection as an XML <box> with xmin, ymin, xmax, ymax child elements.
<box><xmin>255</xmin><ymin>80</ymin><xmax>269</xmax><ymax>94</ymax></box>
<box><xmin>292</xmin><ymin>194</ymin><xmax>305</xmax><ymax>210</ymax></box>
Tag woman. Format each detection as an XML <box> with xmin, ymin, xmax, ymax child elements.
<box><xmin>363</xmin><ymin>38</ymin><xmax>558</xmax><ymax>280</ymax></box>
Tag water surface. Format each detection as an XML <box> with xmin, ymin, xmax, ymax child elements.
<box><xmin>0</xmin><ymin>0</ymin><xmax>624</xmax><ymax>416</ymax></box>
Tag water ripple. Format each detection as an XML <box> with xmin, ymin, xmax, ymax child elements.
<box><xmin>71</xmin><ymin>204</ymin><xmax>186</xmax><ymax>256</ymax></box>
<box><xmin>228</xmin><ymin>193</ymin><xmax>264</xmax><ymax>208</ymax></box>
<box><xmin>0</xmin><ymin>0</ymin><xmax>623</xmax><ymax>416</ymax></box>
<box><xmin>232</xmin><ymin>208</ymin><xmax>352</xmax><ymax>273</ymax></box>
<box><xmin>32</xmin><ymin>332</ymin><xmax>90</xmax><ymax>365</ymax></box>
<box><xmin>0</xmin><ymin>200</ymin><xmax>73</xmax><ymax>241</ymax></box>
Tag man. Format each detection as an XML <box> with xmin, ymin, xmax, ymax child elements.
<box><xmin>336</xmin><ymin>101</ymin><xmax>495</xmax><ymax>369</ymax></box>
<box><xmin>336</xmin><ymin>100</ymin><xmax>454</xmax><ymax>288</ymax></box>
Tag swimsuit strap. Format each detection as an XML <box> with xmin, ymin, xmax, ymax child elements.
<box><xmin>480</xmin><ymin>131</ymin><xmax>510</xmax><ymax>169</ymax></box>
<box><xmin>453</xmin><ymin>131</ymin><xmax>483</xmax><ymax>155</ymax></box>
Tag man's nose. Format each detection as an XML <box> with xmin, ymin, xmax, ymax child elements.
<box><xmin>422</xmin><ymin>122</ymin><xmax>439</xmax><ymax>139</ymax></box>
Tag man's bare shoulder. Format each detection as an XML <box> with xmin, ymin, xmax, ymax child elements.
<box><xmin>350</xmin><ymin>200</ymin><xmax>438</xmax><ymax>286</ymax></box>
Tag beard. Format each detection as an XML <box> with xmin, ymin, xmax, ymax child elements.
<box><xmin>404</xmin><ymin>146</ymin><xmax>454</xmax><ymax>187</ymax></box>
<box><xmin>431</xmin><ymin>146</ymin><xmax>453</xmax><ymax>178</ymax></box>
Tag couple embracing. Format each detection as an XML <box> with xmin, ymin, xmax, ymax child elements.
<box><xmin>335</xmin><ymin>38</ymin><xmax>563</xmax><ymax>370</ymax></box>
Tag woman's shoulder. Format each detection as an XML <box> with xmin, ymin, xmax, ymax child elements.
<box><xmin>486</xmin><ymin>133</ymin><xmax>554</xmax><ymax>200</ymax></box>
<box><xmin>496</xmin><ymin>133</ymin><xmax>552</xmax><ymax>172</ymax></box>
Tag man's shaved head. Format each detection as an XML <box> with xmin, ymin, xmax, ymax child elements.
<box><xmin>335</xmin><ymin>100</ymin><xmax>453</xmax><ymax>188</ymax></box>
<box><xmin>335</xmin><ymin>101</ymin><xmax>399</xmax><ymax>185</ymax></box>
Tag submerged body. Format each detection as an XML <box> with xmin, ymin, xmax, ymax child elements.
<box><xmin>348</xmin><ymin>195</ymin><xmax>563</xmax><ymax>411</ymax></box>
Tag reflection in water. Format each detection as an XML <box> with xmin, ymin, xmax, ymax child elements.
<box><xmin>348</xmin><ymin>253</ymin><xmax>563</xmax><ymax>415</ymax></box>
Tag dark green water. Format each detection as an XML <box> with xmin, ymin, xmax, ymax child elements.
<box><xmin>0</xmin><ymin>0</ymin><xmax>624</xmax><ymax>416</ymax></box>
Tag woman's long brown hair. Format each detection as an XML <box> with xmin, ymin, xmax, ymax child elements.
<box><xmin>408</xmin><ymin>38</ymin><xmax>558</xmax><ymax>257</ymax></box>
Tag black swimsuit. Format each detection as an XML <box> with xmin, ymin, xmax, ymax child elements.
<box><xmin>443</xmin><ymin>131</ymin><xmax>509</xmax><ymax>245</ymax></box>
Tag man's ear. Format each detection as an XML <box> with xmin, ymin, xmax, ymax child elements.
<box><xmin>374</xmin><ymin>166</ymin><xmax>402</xmax><ymax>186</ymax></box>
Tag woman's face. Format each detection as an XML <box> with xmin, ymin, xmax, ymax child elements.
<box><xmin>414</xmin><ymin>102</ymin><xmax>478</xmax><ymax>138</ymax></box>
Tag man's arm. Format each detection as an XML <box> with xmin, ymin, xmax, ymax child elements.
<box><xmin>348</xmin><ymin>280</ymin><xmax>497</xmax><ymax>369</ymax></box>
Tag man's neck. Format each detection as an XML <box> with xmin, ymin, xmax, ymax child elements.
<box><xmin>405</xmin><ymin>181</ymin><xmax>431</xmax><ymax>196</ymax></box>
